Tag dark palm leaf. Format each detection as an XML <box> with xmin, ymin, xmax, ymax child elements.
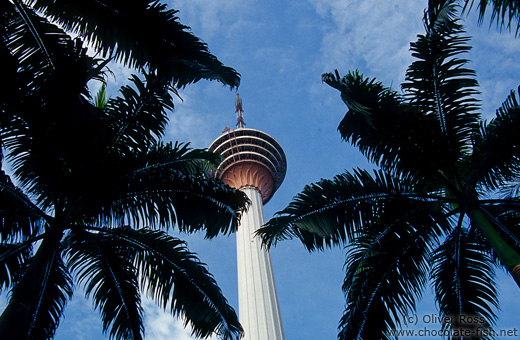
<box><xmin>339</xmin><ymin>206</ymin><xmax>445</xmax><ymax>340</ymax></box>
<box><xmin>478</xmin><ymin>199</ymin><xmax>520</xmax><ymax>250</ymax></box>
<box><xmin>0</xmin><ymin>170</ymin><xmax>45</xmax><ymax>241</ymax></box>
<box><xmin>77</xmin><ymin>227</ymin><xmax>243</xmax><ymax>340</ymax></box>
<box><xmin>25</xmin><ymin>254</ymin><xmax>73</xmax><ymax>340</ymax></box>
<box><xmin>260</xmin><ymin>168</ymin><xmax>379</xmax><ymax>250</ymax></box>
<box><xmin>430</xmin><ymin>226</ymin><xmax>498</xmax><ymax>337</ymax></box>
<box><xmin>0</xmin><ymin>2</ymin><xmax>27</xmax><ymax>113</ymax></box>
<box><xmin>126</xmin><ymin>170</ymin><xmax>246</xmax><ymax>237</ymax></box>
<box><xmin>258</xmin><ymin>169</ymin><xmax>449</xmax><ymax>250</ymax></box>
<box><xmin>463</xmin><ymin>0</ymin><xmax>520</xmax><ymax>34</ymax></box>
<box><xmin>65</xmin><ymin>229</ymin><xmax>144</xmax><ymax>340</ymax></box>
<box><xmin>322</xmin><ymin>71</ymin><xmax>446</xmax><ymax>180</ymax></box>
<box><xmin>472</xmin><ymin>87</ymin><xmax>520</xmax><ymax>189</ymax></box>
<box><xmin>104</xmin><ymin>73</ymin><xmax>173</xmax><ymax>154</ymax></box>
<box><xmin>135</xmin><ymin>141</ymin><xmax>223</xmax><ymax>176</ymax></box>
<box><xmin>1</xmin><ymin>2</ymin><xmax>66</xmax><ymax>162</ymax></box>
<box><xmin>3</xmin><ymin>15</ymin><xmax>108</xmax><ymax>205</ymax></box>
<box><xmin>130</xmin><ymin>227</ymin><xmax>242</xmax><ymax>340</ymax></box>
<box><xmin>0</xmin><ymin>242</ymin><xmax>33</xmax><ymax>291</ymax></box>
<box><xmin>27</xmin><ymin>0</ymin><xmax>240</xmax><ymax>88</ymax></box>
<box><xmin>77</xmin><ymin>140</ymin><xmax>247</xmax><ymax>237</ymax></box>
<box><xmin>0</xmin><ymin>231</ymin><xmax>73</xmax><ymax>340</ymax></box>
<box><xmin>2</xmin><ymin>1</ymin><xmax>55</xmax><ymax>95</ymax></box>
<box><xmin>322</xmin><ymin>2</ymin><xmax>480</xmax><ymax>182</ymax></box>
<box><xmin>2</xmin><ymin>1</ymin><xmax>106</xmax><ymax>106</ymax></box>
<box><xmin>402</xmin><ymin>0</ymin><xmax>480</xmax><ymax>164</ymax></box>
<box><xmin>11</xmin><ymin>70</ymin><xmax>167</xmax><ymax>215</ymax></box>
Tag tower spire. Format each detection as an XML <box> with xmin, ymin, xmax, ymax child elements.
<box><xmin>235</xmin><ymin>93</ymin><xmax>245</xmax><ymax>128</ymax></box>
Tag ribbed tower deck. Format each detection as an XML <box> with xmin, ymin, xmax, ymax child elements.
<box><xmin>209</xmin><ymin>105</ymin><xmax>287</xmax><ymax>340</ymax></box>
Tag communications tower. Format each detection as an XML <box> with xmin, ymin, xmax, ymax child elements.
<box><xmin>209</xmin><ymin>94</ymin><xmax>287</xmax><ymax>340</ymax></box>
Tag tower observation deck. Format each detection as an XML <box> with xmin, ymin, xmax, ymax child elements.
<box><xmin>208</xmin><ymin>95</ymin><xmax>287</xmax><ymax>340</ymax></box>
<box><xmin>209</xmin><ymin>128</ymin><xmax>286</xmax><ymax>204</ymax></box>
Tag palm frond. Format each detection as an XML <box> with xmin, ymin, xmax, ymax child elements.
<box><xmin>8</xmin><ymin>71</ymin><xmax>170</xmax><ymax>215</ymax></box>
<box><xmin>79</xmin><ymin>226</ymin><xmax>243</xmax><ymax>340</ymax></box>
<box><xmin>430</xmin><ymin>225</ymin><xmax>498</xmax><ymax>337</ymax></box>
<box><xmin>472</xmin><ymin>86</ymin><xmax>520</xmax><ymax>189</ymax></box>
<box><xmin>1</xmin><ymin>3</ymin><xmax>63</xmax><ymax>149</ymax></box>
<box><xmin>322</xmin><ymin>70</ymin><xmax>446</xmax><ymax>179</ymax></box>
<box><xmin>259</xmin><ymin>169</ymin><xmax>450</xmax><ymax>250</ymax></box>
<box><xmin>0</xmin><ymin>2</ymin><xmax>19</xmax><ymax>103</ymax></box>
<box><xmin>105</xmin><ymin>73</ymin><xmax>173</xmax><ymax>154</ymax></box>
<box><xmin>94</xmin><ymin>82</ymin><xmax>108</xmax><ymax>109</ymax></box>
<box><xmin>0</xmin><ymin>241</ymin><xmax>33</xmax><ymax>292</ymax></box>
<box><xmin>402</xmin><ymin>0</ymin><xmax>480</xmax><ymax>161</ymax></box>
<box><xmin>339</xmin><ymin>203</ymin><xmax>446</xmax><ymax>340</ymax></box>
<box><xmin>463</xmin><ymin>0</ymin><xmax>520</xmax><ymax>34</ymax></box>
<box><xmin>65</xmin><ymin>229</ymin><xmax>144</xmax><ymax>340</ymax></box>
<box><xmin>12</xmin><ymin>0</ymin><xmax>55</xmax><ymax>70</ymax></box>
<box><xmin>133</xmin><ymin>142</ymin><xmax>223</xmax><ymax>176</ymax></box>
<box><xmin>478</xmin><ymin>199</ymin><xmax>520</xmax><ymax>251</ymax></box>
<box><xmin>79</xmin><ymin>147</ymin><xmax>247</xmax><ymax>237</ymax></box>
<box><xmin>0</xmin><ymin>232</ymin><xmax>73</xmax><ymax>340</ymax></box>
<box><xmin>28</xmin><ymin>0</ymin><xmax>240</xmax><ymax>88</ymax></box>
<box><xmin>25</xmin><ymin>254</ymin><xmax>73</xmax><ymax>340</ymax></box>
<box><xmin>3</xmin><ymin>15</ymin><xmax>109</xmax><ymax>204</ymax></box>
<box><xmin>2</xmin><ymin>2</ymin><xmax>105</xmax><ymax>102</ymax></box>
<box><xmin>2</xmin><ymin>22</ymin><xmax>96</xmax><ymax>201</ymax></box>
<box><xmin>2</xmin><ymin>1</ymin><xmax>54</xmax><ymax>94</ymax></box>
<box><xmin>0</xmin><ymin>170</ymin><xmax>45</xmax><ymax>241</ymax></box>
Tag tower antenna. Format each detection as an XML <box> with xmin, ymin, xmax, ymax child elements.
<box><xmin>235</xmin><ymin>93</ymin><xmax>245</xmax><ymax>128</ymax></box>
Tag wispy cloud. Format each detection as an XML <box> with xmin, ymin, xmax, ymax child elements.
<box><xmin>466</xmin><ymin>21</ymin><xmax>520</xmax><ymax>117</ymax></box>
<box><xmin>142</xmin><ymin>297</ymin><xmax>217</xmax><ymax>340</ymax></box>
<box><xmin>169</xmin><ymin>0</ymin><xmax>253</xmax><ymax>40</ymax></box>
<box><xmin>311</xmin><ymin>0</ymin><xmax>425</xmax><ymax>84</ymax></box>
<box><xmin>51</xmin><ymin>290</ymin><xmax>220</xmax><ymax>340</ymax></box>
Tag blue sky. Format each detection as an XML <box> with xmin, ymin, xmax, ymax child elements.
<box><xmin>2</xmin><ymin>0</ymin><xmax>519</xmax><ymax>339</ymax></box>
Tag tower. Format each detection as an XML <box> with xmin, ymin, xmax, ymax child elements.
<box><xmin>208</xmin><ymin>95</ymin><xmax>287</xmax><ymax>340</ymax></box>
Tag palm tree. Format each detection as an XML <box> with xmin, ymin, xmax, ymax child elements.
<box><xmin>258</xmin><ymin>0</ymin><xmax>520</xmax><ymax>339</ymax></box>
<box><xmin>0</xmin><ymin>38</ymin><xmax>246</xmax><ymax>340</ymax></box>
<box><xmin>0</xmin><ymin>1</ymin><xmax>247</xmax><ymax>339</ymax></box>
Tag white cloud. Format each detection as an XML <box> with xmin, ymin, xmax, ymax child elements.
<box><xmin>142</xmin><ymin>297</ymin><xmax>217</xmax><ymax>340</ymax></box>
<box><xmin>466</xmin><ymin>21</ymin><xmax>520</xmax><ymax>118</ymax></box>
<box><xmin>311</xmin><ymin>0</ymin><xmax>425</xmax><ymax>85</ymax></box>
<box><xmin>51</xmin><ymin>290</ymin><xmax>221</xmax><ymax>340</ymax></box>
<box><xmin>164</xmin><ymin>84</ymin><xmax>234</xmax><ymax>149</ymax></box>
<box><xmin>169</xmin><ymin>0</ymin><xmax>253</xmax><ymax>40</ymax></box>
<box><xmin>309</xmin><ymin>0</ymin><xmax>520</xmax><ymax>120</ymax></box>
<box><xmin>165</xmin><ymin>106</ymin><xmax>213</xmax><ymax>148</ymax></box>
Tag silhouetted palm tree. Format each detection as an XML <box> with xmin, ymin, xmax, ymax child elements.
<box><xmin>259</xmin><ymin>1</ymin><xmax>520</xmax><ymax>339</ymax></box>
<box><xmin>1</xmin><ymin>1</ymin><xmax>246</xmax><ymax>339</ymax></box>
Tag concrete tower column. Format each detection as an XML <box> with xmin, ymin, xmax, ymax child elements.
<box><xmin>209</xmin><ymin>102</ymin><xmax>287</xmax><ymax>340</ymax></box>
<box><xmin>236</xmin><ymin>186</ymin><xmax>285</xmax><ymax>340</ymax></box>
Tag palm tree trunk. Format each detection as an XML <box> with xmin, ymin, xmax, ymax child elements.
<box><xmin>470</xmin><ymin>209</ymin><xmax>520</xmax><ymax>287</ymax></box>
<box><xmin>0</xmin><ymin>232</ymin><xmax>61</xmax><ymax>339</ymax></box>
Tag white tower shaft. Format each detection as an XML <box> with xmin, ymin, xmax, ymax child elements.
<box><xmin>236</xmin><ymin>187</ymin><xmax>286</xmax><ymax>340</ymax></box>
